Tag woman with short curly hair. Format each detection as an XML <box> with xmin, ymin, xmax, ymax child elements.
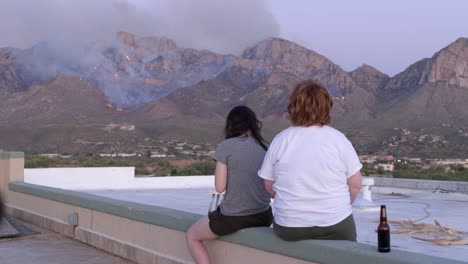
<box><xmin>258</xmin><ymin>80</ymin><xmax>362</xmax><ymax>241</ymax></box>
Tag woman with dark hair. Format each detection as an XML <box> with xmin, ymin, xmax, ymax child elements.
<box><xmin>186</xmin><ymin>105</ymin><xmax>272</xmax><ymax>264</ymax></box>
<box><xmin>258</xmin><ymin>80</ymin><xmax>362</xmax><ymax>242</ymax></box>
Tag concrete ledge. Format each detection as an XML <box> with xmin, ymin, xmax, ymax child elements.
<box><xmin>75</xmin><ymin>228</ymin><xmax>182</xmax><ymax>264</ymax></box>
<box><xmin>8</xmin><ymin>181</ymin><xmax>466</xmax><ymax>264</ymax></box>
<box><xmin>373</xmin><ymin>177</ymin><xmax>468</xmax><ymax>194</ymax></box>
<box><xmin>0</xmin><ymin>152</ymin><xmax>24</xmax><ymax>160</ymax></box>
<box><xmin>7</xmin><ymin>206</ymin><xmax>74</xmax><ymax>238</ymax></box>
<box><xmin>9</xmin><ymin>181</ymin><xmax>200</xmax><ymax>232</ymax></box>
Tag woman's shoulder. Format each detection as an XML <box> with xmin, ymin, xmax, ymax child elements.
<box><xmin>268</xmin><ymin>127</ymin><xmax>298</xmax><ymax>149</ymax></box>
<box><xmin>221</xmin><ymin>136</ymin><xmax>248</xmax><ymax>143</ymax></box>
<box><xmin>320</xmin><ymin>126</ymin><xmax>354</xmax><ymax>146</ymax></box>
<box><xmin>321</xmin><ymin>125</ymin><xmax>346</xmax><ymax>137</ymax></box>
<box><xmin>218</xmin><ymin>137</ymin><xmax>237</xmax><ymax>147</ymax></box>
<box><xmin>273</xmin><ymin>126</ymin><xmax>296</xmax><ymax>139</ymax></box>
<box><xmin>275</xmin><ymin>126</ymin><xmax>344</xmax><ymax>138</ymax></box>
<box><xmin>217</xmin><ymin>136</ymin><xmax>248</xmax><ymax>148</ymax></box>
<box><xmin>214</xmin><ymin>138</ymin><xmax>241</xmax><ymax>161</ymax></box>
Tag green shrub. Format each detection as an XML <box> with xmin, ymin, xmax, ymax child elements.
<box><xmin>172</xmin><ymin>161</ymin><xmax>215</xmax><ymax>176</ymax></box>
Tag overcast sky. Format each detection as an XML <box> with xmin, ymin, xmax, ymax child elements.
<box><xmin>1</xmin><ymin>0</ymin><xmax>467</xmax><ymax>76</ymax></box>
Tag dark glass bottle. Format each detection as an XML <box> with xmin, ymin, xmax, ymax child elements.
<box><xmin>377</xmin><ymin>205</ymin><xmax>391</xmax><ymax>252</ymax></box>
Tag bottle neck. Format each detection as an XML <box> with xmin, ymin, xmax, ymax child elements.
<box><xmin>380</xmin><ymin>206</ymin><xmax>387</xmax><ymax>223</ymax></box>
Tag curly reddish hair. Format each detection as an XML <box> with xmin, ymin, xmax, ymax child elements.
<box><xmin>287</xmin><ymin>80</ymin><xmax>333</xmax><ymax>126</ymax></box>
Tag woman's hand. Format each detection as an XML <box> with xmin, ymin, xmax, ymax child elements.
<box><xmin>264</xmin><ymin>179</ymin><xmax>276</xmax><ymax>198</ymax></box>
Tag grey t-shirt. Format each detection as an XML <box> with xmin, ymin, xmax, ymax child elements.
<box><xmin>213</xmin><ymin>135</ymin><xmax>271</xmax><ymax>216</ymax></box>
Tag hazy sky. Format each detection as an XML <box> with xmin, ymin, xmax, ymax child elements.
<box><xmin>268</xmin><ymin>0</ymin><xmax>468</xmax><ymax>76</ymax></box>
<box><xmin>1</xmin><ymin>0</ymin><xmax>467</xmax><ymax>76</ymax></box>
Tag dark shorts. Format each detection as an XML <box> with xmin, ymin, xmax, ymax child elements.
<box><xmin>208</xmin><ymin>207</ymin><xmax>273</xmax><ymax>236</ymax></box>
<box><xmin>273</xmin><ymin>214</ymin><xmax>357</xmax><ymax>242</ymax></box>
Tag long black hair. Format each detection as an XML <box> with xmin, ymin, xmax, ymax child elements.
<box><xmin>224</xmin><ymin>106</ymin><xmax>269</xmax><ymax>150</ymax></box>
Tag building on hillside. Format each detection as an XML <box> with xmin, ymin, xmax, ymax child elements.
<box><xmin>407</xmin><ymin>158</ymin><xmax>423</xmax><ymax>164</ymax></box>
<box><xmin>376</xmin><ymin>163</ymin><xmax>394</xmax><ymax>172</ymax></box>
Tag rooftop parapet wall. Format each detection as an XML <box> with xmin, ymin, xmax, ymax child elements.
<box><xmin>0</xmin><ymin>152</ymin><xmax>25</xmax><ymax>160</ymax></box>
<box><xmin>0</xmin><ymin>151</ymin><xmax>24</xmax><ymax>201</ymax></box>
<box><xmin>8</xmin><ymin>181</ymin><xmax>466</xmax><ymax>264</ymax></box>
<box><xmin>25</xmin><ymin>167</ymin><xmax>135</xmax><ymax>190</ymax></box>
<box><xmin>24</xmin><ymin>167</ymin><xmax>215</xmax><ymax>190</ymax></box>
<box><xmin>372</xmin><ymin>177</ymin><xmax>468</xmax><ymax>194</ymax></box>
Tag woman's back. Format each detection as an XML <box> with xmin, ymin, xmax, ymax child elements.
<box><xmin>258</xmin><ymin>80</ymin><xmax>361</xmax><ymax>242</ymax></box>
<box><xmin>214</xmin><ymin>135</ymin><xmax>270</xmax><ymax>216</ymax></box>
<box><xmin>259</xmin><ymin>125</ymin><xmax>362</xmax><ymax>227</ymax></box>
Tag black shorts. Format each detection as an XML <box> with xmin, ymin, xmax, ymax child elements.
<box><xmin>273</xmin><ymin>214</ymin><xmax>357</xmax><ymax>242</ymax></box>
<box><xmin>208</xmin><ymin>207</ymin><xmax>273</xmax><ymax>236</ymax></box>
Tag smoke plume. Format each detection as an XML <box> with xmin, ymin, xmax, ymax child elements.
<box><xmin>0</xmin><ymin>0</ymin><xmax>278</xmax><ymax>54</ymax></box>
<box><xmin>0</xmin><ymin>0</ymin><xmax>278</xmax><ymax>108</ymax></box>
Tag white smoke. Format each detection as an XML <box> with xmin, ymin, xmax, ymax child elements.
<box><xmin>0</xmin><ymin>0</ymin><xmax>278</xmax><ymax>108</ymax></box>
<box><xmin>158</xmin><ymin>0</ymin><xmax>279</xmax><ymax>54</ymax></box>
<box><xmin>0</xmin><ymin>0</ymin><xmax>279</xmax><ymax>54</ymax></box>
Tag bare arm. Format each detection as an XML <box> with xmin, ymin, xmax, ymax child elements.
<box><xmin>347</xmin><ymin>171</ymin><xmax>362</xmax><ymax>204</ymax></box>
<box><xmin>264</xmin><ymin>179</ymin><xmax>276</xmax><ymax>198</ymax></box>
<box><xmin>214</xmin><ymin>161</ymin><xmax>228</xmax><ymax>193</ymax></box>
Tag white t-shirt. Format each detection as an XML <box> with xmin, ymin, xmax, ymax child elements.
<box><xmin>258</xmin><ymin>125</ymin><xmax>362</xmax><ymax>227</ymax></box>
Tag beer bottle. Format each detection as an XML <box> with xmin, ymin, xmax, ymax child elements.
<box><xmin>377</xmin><ymin>205</ymin><xmax>391</xmax><ymax>252</ymax></box>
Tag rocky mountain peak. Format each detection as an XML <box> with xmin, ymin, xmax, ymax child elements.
<box><xmin>381</xmin><ymin>37</ymin><xmax>468</xmax><ymax>97</ymax></box>
<box><xmin>0</xmin><ymin>48</ymin><xmax>25</xmax><ymax>94</ymax></box>
<box><xmin>239</xmin><ymin>37</ymin><xmax>347</xmax><ymax>90</ymax></box>
<box><xmin>116</xmin><ymin>31</ymin><xmax>177</xmax><ymax>54</ymax></box>
<box><xmin>350</xmin><ymin>64</ymin><xmax>389</xmax><ymax>94</ymax></box>
<box><xmin>426</xmin><ymin>37</ymin><xmax>468</xmax><ymax>88</ymax></box>
<box><xmin>242</xmin><ymin>38</ymin><xmax>329</xmax><ymax>66</ymax></box>
<box><xmin>116</xmin><ymin>31</ymin><xmax>137</xmax><ymax>47</ymax></box>
<box><xmin>242</xmin><ymin>38</ymin><xmax>307</xmax><ymax>58</ymax></box>
<box><xmin>351</xmin><ymin>64</ymin><xmax>387</xmax><ymax>78</ymax></box>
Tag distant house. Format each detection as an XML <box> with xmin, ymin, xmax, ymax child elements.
<box><xmin>359</xmin><ymin>155</ymin><xmax>395</xmax><ymax>164</ymax></box>
<box><xmin>151</xmin><ymin>154</ymin><xmax>168</xmax><ymax>158</ymax></box>
<box><xmin>117</xmin><ymin>153</ymin><xmax>137</xmax><ymax>157</ymax></box>
<box><xmin>98</xmin><ymin>153</ymin><xmax>115</xmax><ymax>157</ymax></box>
<box><xmin>408</xmin><ymin>158</ymin><xmax>422</xmax><ymax>164</ymax></box>
<box><xmin>376</xmin><ymin>164</ymin><xmax>394</xmax><ymax>172</ymax></box>
<box><xmin>359</xmin><ymin>155</ymin><xmax>379</xmax><ymax>163</ymax></box>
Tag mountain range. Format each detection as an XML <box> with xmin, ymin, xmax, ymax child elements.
<box><xmin>1</xmin><ymin>32</ymin><xmax>467</xmax><ymax>157</ymax></box>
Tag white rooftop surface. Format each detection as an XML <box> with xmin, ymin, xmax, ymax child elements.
<box><xmin>24</xmin><ymin>169</ymin><xmax>468</xmax><ymax>262</ymax></box>
<box><xmin>88</xmin><ymin>178</ymin><xmax>468</xmax><ymax>262</ymax></box>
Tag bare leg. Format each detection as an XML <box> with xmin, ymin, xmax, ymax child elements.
<box><xmin>186</xmin><ymin>216</ymin><xmax>218</xmax><ymax>264</ymax></box>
